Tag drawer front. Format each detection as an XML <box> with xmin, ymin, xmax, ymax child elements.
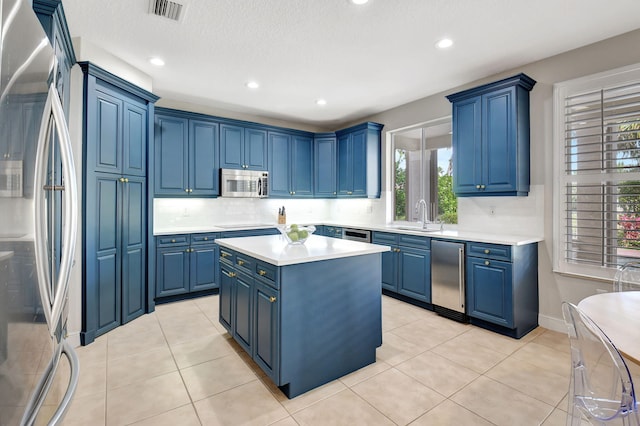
<box><xmin>372</xmin><ymin>231</ymin><xmax>398</xmax><ymax>245</ymax></box>
<box><xmin>399</xmin><ymin>234</ymin><xmax>430</xmax><ymax>249</ymax></box>
<box><xmin>219</xmin><ymin>248</ymin><xmax>235</xmax><ymax>264</ymax></box>
<box><xmin>466</xmin><ymin>242</ymin><xmax>511</xmax><ymax>261</ymax></box>
<box><xmin>156</xmin><ymin>234</ymin><xmax>189</xmax><ymax>247</ymax></box>
<box><xmin>235</xmin><ymin>252</ymin><xmax>254</xmax><ymax>275</ymax></box>
<box><xmin>191</xmin><ymin>232</ymin><xmax>219</xmax><ymax>244</ymax></box>
<box><xmin>255</xmin><ymin>262</ymin><xmax>278</xmax><ymax>289</ymax></box>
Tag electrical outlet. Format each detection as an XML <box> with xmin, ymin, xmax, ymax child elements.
<box><xmin>489</xmin><ymin>206</ymin><xmax>496</xmax><ymax>216</ymax></box>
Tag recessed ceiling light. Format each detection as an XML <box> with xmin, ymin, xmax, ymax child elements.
<box><xmin>435</xmin><ymin>38</ymin><xmax>454</xmax><ymax>49</ymax></box>
<box><xmin>316</xmin><ymin>99</ymin><xmax>327</xmax><ymax>106</ymax></box>
<box><xmin>246</xmin><ymin>81</ymin><xmax>260</xmax><ymax>89</ymax></box>
<box><xmin>350</xmin><ymin>0</ymin><xmax>369</xmax><ymax>5</ymax></box>
<box><xmin>149</xmin><ymin>57</ymin><xmax>165</xmax><ymax>67</ymax></box>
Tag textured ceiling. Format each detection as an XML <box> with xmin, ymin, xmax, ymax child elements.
<box><xmin>62</xmin><ymin>0</ymin><xmax>640</xmax><ymax>128</ymax></box>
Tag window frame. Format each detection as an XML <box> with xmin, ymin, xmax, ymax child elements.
<box><xmin>553</xmin><ymin>63</ymin><xmax>640</xmax><ymax>280</ymax></box>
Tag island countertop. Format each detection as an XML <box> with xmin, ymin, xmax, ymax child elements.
<box><xmin>215</xmin><ymin>234</ymin><xmax>390</xmax><ymax>267</ymax></box>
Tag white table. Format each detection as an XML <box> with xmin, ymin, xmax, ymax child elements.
<box><xmin>578</xmin><ymin>291</ymin><xmax>640</xmax><ymax>365</ymax></box>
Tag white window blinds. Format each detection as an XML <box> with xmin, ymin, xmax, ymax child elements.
<box><xmin>555</xmin><ymin>66</ymin><xmax>640</xmax><ymax>278</ymax></box>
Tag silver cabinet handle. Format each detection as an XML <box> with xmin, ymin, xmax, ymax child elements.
<box><xmin>33</xmin><ymin>84</ymin><xmax>78</xmax><ymax>336</ymax></box>
<box><xmin>458</xmin><ymin>247</ymin><xmax>465</xmax><ymax>309</ymax></box>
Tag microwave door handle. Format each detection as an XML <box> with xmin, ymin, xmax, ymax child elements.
<box><xmin>257</xmin><ymin>178</ymin><xmax>262</xmax><ymax>196</ymax></box>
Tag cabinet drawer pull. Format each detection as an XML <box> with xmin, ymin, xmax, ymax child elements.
<box><xmin>269</xmin><ymin>296</ymin><xmax>276</xmax><ymax>303</ymax></box>
<box><xmin>481</xmin><ymin>184</ymin><xmax>486</xmax><ymax>189</ymax></box>
<box><xmin>229</xmin><ymin>272</ymin><xmax>237</xmax><ymax>278</ymax></box>
<box><xmin>237</xmin><ymin>260</ymin><xmax>245</xmax><ymax>266</ymax></box>
<box><xmin>221</xmin><ymin>252</ymin><xmax>229</xmax><ymax>257</ymax></box>
<box><xmin>484</xmin><ymin>260</ymin><xmax>490</xmax><ymax>266</ymax></box>
<box><xmin>476</xmin><ymin>184</ymin><xmax>481</xmax><ymax>189</ymax></box>
<box><xmin>203</xmin><ymin>237</ymin><xmax>208</xmax><ymax>241</ymax></box>
<box><xmin>484</xmin><ymin>249</ymin><xmax>490</xmax><ymax>254</ymax></box>
<box><xmin>258</xmin><ymin>270</ymin><xmax>267</xmax><ymax>276</ymax></box>
<box><xmin>184</xmin><ymin>188</ymin><xmax>189</xmax><ymax>192</ymax></box>
<box><xmin>171</xmin><ymin>239</ymin><xmax>176</xmax><ymax>243</ymax></box>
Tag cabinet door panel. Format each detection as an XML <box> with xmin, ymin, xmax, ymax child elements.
<box><xmin>93</xmin><ymin>90</ymin><xmax>123</xmax><ymax>174</ymax></box>
<box><xmin>219</xmin><ymin>264</ymin><xmax>234</xmax><ymax>332</ymax></box>
<box><xmin>234</xmin><ymin>272</ymin><xmax>253</xmax><ymax>352</ymax></box>
<box><xmin>154</xmin><ymin>115</ymin><xmax>188</xmax><ymax>195</ymax></box>
<box><xmin>123</xmin><ymin>102</ymin><xmax>147</xmax><ymax>176</ymax></box>
<box><xmin>254</xmin><ymin>282</ymin><xmax>279</xmax><ymax>382</ymax></box>
<box><xmin>291</xmin><ymin>135</ymin><xmax>313</xmax><ymax>197</ymax></box>
<box><xmin>267</xmin><ymin>132</ymin><xmax>291</xmax><ymax>197</ymax></box>
<box><xmin>350</xmin><ymin>130</ymin><xmax>367</xmax><ymax>196</ymax></box>
<box><xmin>467</xmin><ymin>257</ymin><xmax>513</xmax><ymax>327</ymax></box>
<box><xmin>156</xmin><ymin>248</ymin><xmax>189</xmax><ymax>297</ymax></box>
<box><xmin>483</xmin><ymin>88</ymin><xmax>516</xmax><ymax>192</ymax></box>
<box><xmin>379</xmin><ymin>249</ymin><xmax>397</xmax><ymax>292</ymax></box>
<box><xmin>314</xmin><ymin>137</ymin><xmax>336</xmax><ymax>197</ymax></box>
<box><xmin>190</xmin><ymin>244</ymin><xmax>218</xmax><ymax>291</ymax></box>
<box><xmin>336</xmin><ymin>134</ymin><xmax>351</xmax><ymax>195</ymax></box>
<box><xmin>220</xmin><ymin>124</ymin><xmax>244</xmax><ymax>169</ymax></box>
<box><xmin>245</xmin><ymin>128</ymin><xmax>267</xmax><ymax>170</ymax></box>
<box><xmin>121</xmin><ymin>177</ymin><xmax>146</xmax><ymax>323</ymax></box>
<box><xmin>190</xmin><ymin>120</ymin><xmax>219</xmax><ymax>196</ymax></box>
<box><xmin>452</xmin><ymin>96</ymin><xmax>482</xmax><ymax>194</ymax></box>
<box><xmin>398</xmin><ymin>247</ymin><xmax>431</xmax><ymax>303</ymax></box>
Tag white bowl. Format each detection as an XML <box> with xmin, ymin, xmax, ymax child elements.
<box><xmin>279</xmin><ymin>225</ymin><xmax>316</xmax><ymax>245</ymax></box>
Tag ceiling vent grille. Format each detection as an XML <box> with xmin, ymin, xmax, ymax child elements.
<box><xmin>149</xmin><ymin>0</ymin><xmax>184</xmax><ymax>21</ymax></box>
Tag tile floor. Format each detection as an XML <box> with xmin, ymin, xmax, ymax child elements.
<box><xmin>61</xmin><ymin>295</ymin><xmax>576</xmax><ymax>426</ymax></box>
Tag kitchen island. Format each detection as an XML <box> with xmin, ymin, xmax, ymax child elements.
<box><xmin>215</xmin><ymin>234</ymin><xmax>389</xmax><ymax>398</ymax></box>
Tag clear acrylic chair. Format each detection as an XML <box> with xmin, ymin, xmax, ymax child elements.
<box><xmin>614</xmin><ymin>261</ymin><xmax>640</xmax><ymax>292</ymax></box>
<box><xmin>562</xmin><ymin>302</ymin><xmax>640</xmax><ymax>425</ymax></box>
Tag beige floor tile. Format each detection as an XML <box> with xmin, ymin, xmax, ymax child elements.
<box><xmin>541</xmin><ymin>408</ymin><xmax>570</xmax><ymax>426</ymax></box>
<box><xmin>396</xmin><ymin>350</ymin><xmax>479</xmax><ymax>397</ymax></box>
<box><xmin>458</xmin><ymin>326</ymin><xmax>527</xmax><ymax>355</ymax></box>
<box><xmin>352</xmin><ymin>368</ymin><xmax>445</xmax><ymax>425</ymax></box>
<box><xmin>160</xmin><ymin>312</ymin><xmax>218</xmax><ymax>346</ymax></box>
<box><xmin>382</xmin><ymin>302</ymin><xmax>429</xmax><ymax>332</ymax></box>
<box><xmin>410</xmin><ymin>399</ymin><xmax>494</xmax><ymax>426</ymax></box>
<box><xmin>180</xmin><ymin>354</ymin><xmax>258</xmax><ymax>401</ymax></box>
<box><xmin>292</xmin><ymin>388</ymin><xmax>395</xmax><ymax>426</ymax></box>
<box><xmin>105</xmin><ymin>313</ymin><xmax>161</xmax><ymax>343</ymax></box>
<box><xmin>431</xmin><ymin>335</ymin><xmax>508</xmax><ymax>373</ymax></box>
<box><xmin>486</xmin><ymin>356</ymin><xmax>569</xmax><ymax>406</ymax></box>
<box><xmin>194</xmin><ymin>380</ymin><xmax>289</xmax><ymax>426</ymax></box>
<box><xmin>339</xmin><ymin>360</ymin><xmax>391</xmax><ymax>387</ymax></box>
<box><xmin>277</xmin><ymin>377</ymin><xmax>347</xmax><ymax>414</ymax></box>
<box><xmin>127</xmin><ymin>404</ymin><xmax>201</xmax><ymax>426</ymax></box>
<box><xmin>106</xmin><ymin>371</ymin><xmax>190</xmax><ymax>426</ymax></box>
<box><xmin>269</xmin><ymin>416</ymin><xmax>300</xmax><ymax>426</ymax></box>
<box><xmin>75</xmin><ymin>337</ymin><xmax>108</xmax><ymax>366</ymax></box>
<box><xmin>60</xmin><ymin>392</ymin><xmax>106</xmax><ymax>426</ymax></box>
<box><xmin>390</xmin><ymin>319</ymin><xmax>465</xmax><ymax>350</ymax></box>
<box><xmin>106</xmin><ymin>345</ymin><xmax>177</xmax><ymax>390</ymax></box>
<box><xmin>532</xmin><ymin>329</ymin><xmax>571</xmax><ymax>354</ymax></box>
<box><xmin>510</xmin><ymin>342</ymin><xmax>571</xmax><ymax>377</ymax></box>
<box><xmin>452</xmin><ymin>376</ymin><xmax>554</xmax><ymax>426</ymax></box>
<box><xmin>106</xmin><ymin>328</ymin><xmax>168</xmax><ymax>360</ymax></box>
<box><xmin>170</xmin><ymin>333</ymin><xmax>235</xmax><ymax>369</ymax></box>
<box><xmin>419</xmin><ymin>313</ymin><xmax>472</xmax><ymax>334</ymax></box>
<box><xmin>376</xmin><ymin>332</ymin><xmax>428</xmax><ymax>366</ymax></box>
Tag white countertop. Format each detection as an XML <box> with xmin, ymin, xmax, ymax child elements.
<box><xmin>215</xmin><ymin>234</ymin><xmax>390</xmax><ymax>266</ymax></box>
<box><xmin>0</xmin><ymin>251</ymin><xmax>14</xmax><ymax>262</ymax></box>
<box><xmin>154</xmin><ymin>222</ymin><xmax>541</xmax><ymax>246</ymax></box>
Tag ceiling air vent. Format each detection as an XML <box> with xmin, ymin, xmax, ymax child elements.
<box><xmin>149</xmin><ymin>0</ymin><xmax>185</xmax><ymax>21</ymax></box>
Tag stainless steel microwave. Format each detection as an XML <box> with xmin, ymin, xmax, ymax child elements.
<box><xmin>0</xmin><ymin>160</ymin><xmax>23</xmax><ymax>197</ymax></box>
<box><xmin>220</xmin><ymin>169</ymin><xmax>268</xmax><ymax>198</ymax></box>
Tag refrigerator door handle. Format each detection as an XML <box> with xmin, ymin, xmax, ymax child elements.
<box><xmin>33</xmin><ymin>84</ymin><xmax>78</xmax><ymax>335</ymax></box>
<box><xmin>21</xmin><ymin>341</ymin><xmax>79</xmax><ymax>426</ymax></box>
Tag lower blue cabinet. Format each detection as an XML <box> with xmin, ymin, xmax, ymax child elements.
<box><xmin>254</xmin><ymin>280</ymin><xmax>279</xmax><ymax>382</ymax></box>
<box><xmin>219</xmin><ymin>259</ymin><xmax>234</xmax><ymax>331</ymax></box>
<box><xmin>155</xmin><ymin>233</ymin><xmax>219</xmax><ymax>299</ymax></box>
<box><xmin>466</xmin><ymin>257</ymin><xmax>513</xmax><ymax>328</ymax></box>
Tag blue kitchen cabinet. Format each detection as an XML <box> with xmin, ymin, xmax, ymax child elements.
<box><xmin>465</xmin><ymin>241</ymin><xmax>538</xmax><ymax>338</ymax></box>
<box><xmin>155</xmin><ymin>232</ymin><xmax>220</xmax><ymax>300</ymax></box>
<box><xmin>254</xmin><ymin>279</ymin><xmax>279</xmax><ymax>383</ymax></box>
<box><xmin>234</xmin><ymin>270</ymin><xmax>254</xmax><ymax>353</ymax></box>
<box><xmin>220</xmin><ymin>124</ymin><xmax>267</xmax><ymax>170</ymax></box>
<box><xmin>154</xmin><ymin>109</ymin><xmax>219</xmax><ymax>197</ymax></box>
<box><xmin>80</xmin><ymin>62</ymin><xmax>157</xmax><ymax>345</ymax></box>
<box><xmin>267</xmin><ymin>131</ymin><xmax>313</xmax><ymax>198</ymax></box>
<box><xmin>314</xmin><ymin>134</ymin><xmax>337</xmax><ymax>197</ymax></box>
<box><xmin>219</xmin><ymin>259</ymin><xmax>234</xmax><ymax>331</ymax></box>
<box><xmin>335</xmin><ymin>122</ymin><xmax>383</xmax><ymax>198</ymax></box>
<box><xmin>372</xmin><ymin>232</ymin><xmax>431</xmax><ymax>303</ymax></box>
<box><xmin>323</xmin><ymin>226</ymin><xmax>343</xmax><ymax>238</ymax></box>
<box><xmin>446</xmin><ymin>73</ymin><xmax>536</xmax><ymax>197</ymax></box>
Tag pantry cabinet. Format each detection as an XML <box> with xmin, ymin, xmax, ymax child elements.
<box><xmin>335</xmin><ymin>122</ymin><xmax>383</xmax><ymax>198</ymax></box>
<box><xmin>446</xmin><ymin>74</ymin><xmax>536</xmax><ymax>197</ymax></box>
<box><xmin>80</xmin><ymin>62</ymin><xmax>158</xmax><ymax>345</ymax></box>
<box><xmin>154</xmin><ymin>108</ymin><xmax>219</xmax><ymax>197</ymax></box>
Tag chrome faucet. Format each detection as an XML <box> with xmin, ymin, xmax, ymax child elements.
<box><xmin>415</xmin><ymin>199</ymin><xmax>428</xmax><ymax>229</ymax></box>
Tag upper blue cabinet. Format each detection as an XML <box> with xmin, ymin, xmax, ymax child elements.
<box><xmin>446</xmin><ymin>74</ymin><xmax>536</xmax><ymax>197</ymax></box>
<box><xmin>314</xmin><ymin>133</ymin><xmax>337</xmax><ymax>198</ymax></box>
<box><xmin>154</xmin><ymin>108</ymin><xmax>219</xmax><ymax>197</ymax></box>
<box><xmin>335</xmin><ymin>122</ymin><xmax>383</xmax><ymax>198</ymax></box>
<box><xmin>267</xmin><ymin>131</ymin><xmax>314</xmax><ymax>198</ymax></box>
<box><xmin>220</xmin><ymin>124</ymin><xmax>267</xmax><ymax>170</ymax></box>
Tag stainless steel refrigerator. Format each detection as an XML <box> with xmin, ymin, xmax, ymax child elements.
<box><xmin>0</xmin><ymin>0</ymin><xmax>79</xmax><ymax>424</ymax></box>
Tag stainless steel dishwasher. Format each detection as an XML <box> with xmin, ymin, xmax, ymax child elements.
<box><xmin>431</xmin><ymin>240</ymin><xmax>468</xmax><ymax>322</ymax></box>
